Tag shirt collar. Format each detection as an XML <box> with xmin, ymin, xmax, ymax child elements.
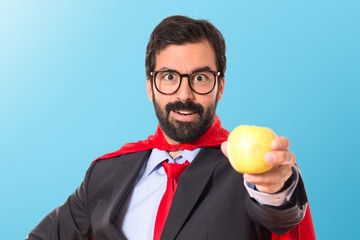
<box><xmin>145</xmin><ymin>148</ymin><xmax>201</xmax><ymax>176</ymax></box>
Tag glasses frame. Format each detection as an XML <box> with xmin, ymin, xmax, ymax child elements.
<box><xmin>150</xmin><ymin>69</ymin><xmax>221</xmax><ymax>95</ymax></box>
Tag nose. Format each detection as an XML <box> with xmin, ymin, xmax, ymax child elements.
<box><xmin>176</xmin><ymin>77</ymin><xmax>195</xmax><ymax>101</ymax></box>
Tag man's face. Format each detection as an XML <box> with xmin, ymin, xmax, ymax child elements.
<box><xmin>146</xmin><ymin>40</ymin><xmax>225</xmax><ymax>144</ymax></box>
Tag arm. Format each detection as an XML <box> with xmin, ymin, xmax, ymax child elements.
<box><xmin>221</xmin><ymin>137</ymin><xmax>308</xmax><ymax>235</ymax></box>
<box><xmin>244</xmin><ymin>171</ymin><xmax>308</xmax><ymax>235</ymax></box>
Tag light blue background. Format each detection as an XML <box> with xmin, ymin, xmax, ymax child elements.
<box><xmin>1</xmin><ymin>0</ymin><xmax>359</xmax><ymax>239</ymax></box>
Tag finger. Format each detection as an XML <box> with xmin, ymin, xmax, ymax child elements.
<box><xmin>264</xmin><ymin>151</ymin><xmax>296</xmax><ymax>166</ymax></box>
<box><xmin>244</xmin><ymin>165</ymin><xmax>293</xmax><ymax>193</ymax></box>
<box><xmin>244</xmin><ymin>165</ymin><xmax>292</xmax><ymax>183</ymax></box>
<box><xmin>221</xmin><ymin>141</ymin><xmax>228</xmax><ymax>157</ymax></box>
<box><xmin>271</xmin><ymin>136</ymin><xmax>290</xmax><ymax>150</ymax></box>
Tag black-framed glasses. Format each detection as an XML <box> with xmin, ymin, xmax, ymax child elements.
<box><xmin>150</xmin><ymin>69</ymin><xmax>221</xmax><ymax>95</ymax></box>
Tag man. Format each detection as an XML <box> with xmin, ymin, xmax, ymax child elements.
<box><xmin>27</xmin><ymin>15</ymin><xmax>315</xmax><ymax>240</ymax></box>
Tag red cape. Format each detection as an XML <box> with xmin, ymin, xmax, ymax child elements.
<box><xmin>96</xmin><ymin>116</ymin><xmax>316</xmax><ymax>239</ymax></box>
<box><xmin>97</xmin><ymin>116</ymin><xmax>230</xmax><ymax>159</ymax></box>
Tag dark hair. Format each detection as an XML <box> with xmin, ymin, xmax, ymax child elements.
<box><xmin>145</xmin><ymin>15</ymin><xmax>226</xmax><ymax>80</ymax></box>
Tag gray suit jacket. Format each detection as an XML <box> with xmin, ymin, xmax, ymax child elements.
<box><xmin>27</xmin><ymin>148</ymin><xmax>307</xmax><ymax>240</ymax></box>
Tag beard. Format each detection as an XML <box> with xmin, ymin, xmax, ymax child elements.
<box><xmin>153</xmin><ymin>99</ymin><xmax>217</xmax><ymax>143</ymax></box>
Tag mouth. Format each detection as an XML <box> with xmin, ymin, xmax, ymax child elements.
<box><xmin>171</xmin><ymin>110</ymin><xmax>198</xmax><ymax>122</ymax></box>
<box><xmin>175</xmin><ymin>110</ymin><xmax>196</xmax><ymax>116</ymax></box>
<box><xmin>166</xmin><ymin>101</ymin><xmax>203</xmax><ymax>122</ymax></box>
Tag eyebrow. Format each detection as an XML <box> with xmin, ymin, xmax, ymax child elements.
<box><xmin>156</xmin><ymin>66</ymin><xmax>214</xmax><ymax>73</ymax></box>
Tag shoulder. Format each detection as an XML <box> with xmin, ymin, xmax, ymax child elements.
<box><xmin>90</xmin><ymin>150</ymin><xmax>152</xmax><ymax>171</ymax></box>
<box><xmin>83</xmin><ymin>150</ymin><xmax>152</xmax><ymax>202</ymax></box>
<box><xmin>86</xmin><ymin>150</ymin><xmax>151</xmax><ymax>186</ymax></box>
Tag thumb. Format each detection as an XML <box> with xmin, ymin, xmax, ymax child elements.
<box><xmin>221</xmin><ymin>141</ymin><xmax>229</xmax><ymax>158</ymax></box>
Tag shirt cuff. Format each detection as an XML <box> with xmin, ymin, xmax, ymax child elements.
<box><xmin>244</xmin><ymin>166</ymin><xmax>299</xmax><ymax>207</ymax></box>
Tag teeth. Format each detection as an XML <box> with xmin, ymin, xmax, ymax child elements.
<box><xmin>176</xmin><ymin>111</ymin><xmax>194</xmax><ymax>115</ymax></box>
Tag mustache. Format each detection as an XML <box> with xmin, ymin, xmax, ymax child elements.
<box><xmin>165</xmin><ymin>101</ymin><xmax>204</xmax><ymax>115</ymax></box>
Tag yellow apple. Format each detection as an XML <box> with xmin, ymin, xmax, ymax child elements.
<box><xmin>227</xmin><ymin>125</ymin><xmax>277</xmax><ymax>174</ymax></box>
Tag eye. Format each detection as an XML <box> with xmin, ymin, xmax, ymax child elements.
<box><xmin>192</xmin><ymin>73</ymin><xmax>210</xmax><ymax>82</ymax></box>
<box><xmin>164</xmin><ymin>73</ymin><xmax>176</xmax><ymax>81</ymax></box>
<box><xmin>195</xmin><ymin>74</ymin><xmax>205</xmax><ymax>81</ymax></box>
<box><xmin>157</xmin><ymin>71</ymin><xmax>178</xmax><ymax>81</ymax></box>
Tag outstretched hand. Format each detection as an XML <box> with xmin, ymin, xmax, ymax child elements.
<box><xmin>221</xmin><ymin>136</ymin><xmax>296</xmax><ymax>194</ymax></box>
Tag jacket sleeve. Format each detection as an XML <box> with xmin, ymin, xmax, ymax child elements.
<box><xmin>245</xmin><ymin>173</ymin><xmax>308</xmax><ymax>236</ymax></box>
<box><xmin>26</xmin><ymin>164</ymin><xmax>95</xmax><ymax>240</ymax></box>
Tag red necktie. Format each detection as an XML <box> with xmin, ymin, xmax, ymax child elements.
<box><xmin>153</xmin><ymin>161</ymin><xmax>190</xmax><ymax>240</ymax></box>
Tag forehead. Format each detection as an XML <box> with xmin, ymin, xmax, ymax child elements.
<box><xmin>155</xmin><ymin>40</ymin><xmax>217</xmax><ymax>72</ymax></box>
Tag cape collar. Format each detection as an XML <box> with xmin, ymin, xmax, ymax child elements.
<box><xmin>96</xmin><ymin>115</ymin><xmax>229</xmax><ymax>160</ymax></box>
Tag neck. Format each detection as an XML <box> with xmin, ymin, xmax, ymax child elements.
<box><xmin>162</xmin><ymin>132</ymin><xmax>186</xmax><ymax>158</ymax></box>
<box><xmin>168</xmin><ymin>150</ymin><xmax>182</xmax><ymax>158</ymax></box>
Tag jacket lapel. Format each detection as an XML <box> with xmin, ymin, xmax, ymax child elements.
<box><xmin>161</xmin><ymin>148</ymin><xmax>224</xmax><ymax>239</ymax></box>
<box><xmin>101</xmin><ymin>150</ymin><xmax>151</xmax><ymax>240</ymax></box>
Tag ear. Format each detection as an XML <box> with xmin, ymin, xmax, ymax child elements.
<box><xmin>216</xmin><ymin>77</ymin><xmax>225</xmax><ymax>102</ymax></box>
<box><xmin>146</xmin><ymin>79</ymin><xmax>153</xmax><ymax>101</ymax></box>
